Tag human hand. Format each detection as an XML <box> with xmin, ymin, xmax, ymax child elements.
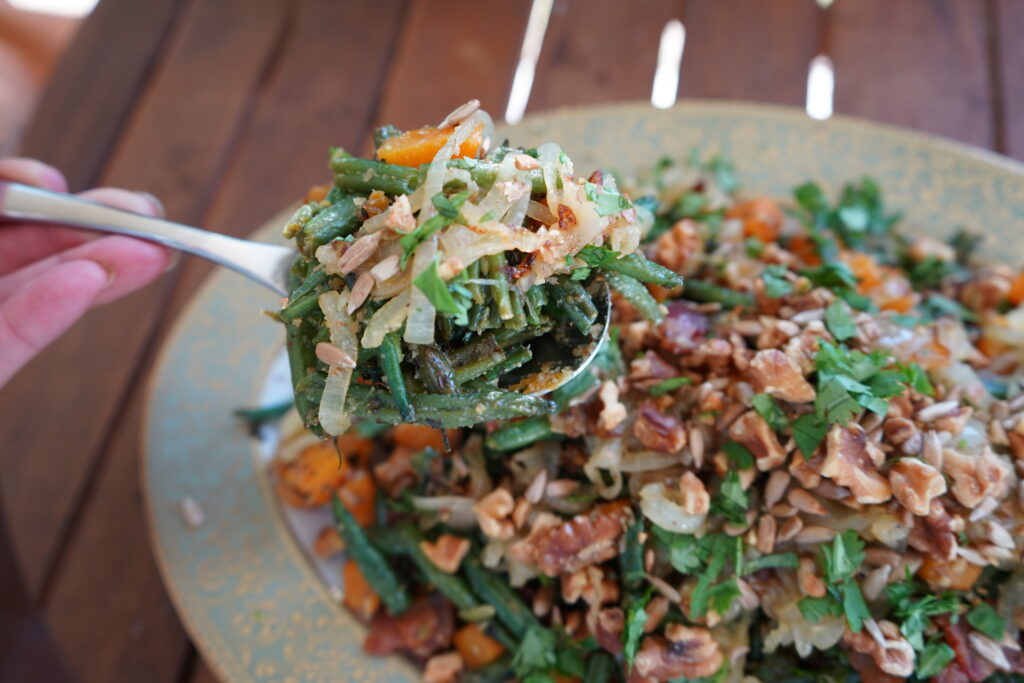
<box><xmin>0</xmin><ymin>158</ymin><xmax>172</xmax><ymax>387</ymax></box>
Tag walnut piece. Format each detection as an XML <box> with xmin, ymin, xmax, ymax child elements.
<box><xmin>598</xmin><ymin>380</ymin><xmax>628</xmax><ymax>432</ymax></box>
<box><xmin>633</xmin><ymin>401</ymin><xmax>688</xmax><ymax>453</ymax></box>
<box><xmin>561</xmin><ymin>565</ymin><xmax>619</xmax><ymax>606</ymax></box>
<box><xmin>798</xmin><ymin>556</ymin><xmax>827</xmax><ymax>598</ymax></box>
<box><xmin>748</xmin><ymin>349</ymin><xmax>816</xmax><ymax>402</ymax></box>
<box><xmin>652</xmin><ymin>219</ymin><xmax>702</xmax><ymax>274</ymax></box>
<box><xmin>842</xmin><ymin>621</ymin><xmax>915</xmax><ymax>678</ymax></box>
<box><xmin>883</xmin><ymin>417</ymin><xmax>922</xmax><ymax>455</ymax></box>
<box><xmin>634</xmin><ymin>624</ymin><xmax>724</xmax><ymax>680</ymax></box>
<box><xmin>678</xmin><ymin>471</ymin><xmax>711</xmax><ymax>515</ymax></box>
<box><xmin>730</xmin><ymin>410</ymin><xmax>787</xmax><ymax>471</ymax></box>
<box><xmin>594</xmin><ymin>607</ymin><xmax>625</xmax><ymax>654</ymax></box>
<box><xmin>512</xmin><ymin>502</ymin><xmax>631</xmax><ymax>576</ymax></box>
<box><xmin>420</xmin><ymin>534</ymin><xmax>471</xmax><ymax>574</ymax></box>
<box><xmin>472</xmin><ymin>488</ymin><xmax>516</xmax><ymax>540</ymax></box>
<box><xmin>907</xmin><ymin>499</ymin><xmax>957</xmax><ymax>560</ymax></box>
<box><xmin>889</xmin><ymin>458</ymin><xmax>946</xmax><ymax>516</ymax></box>
<box><xmin>821</xmin><ymin>425</ymin><xmax>892</xmax><ymax>504</ymax></box>
<box><xmin>423</xmin><ymin>652</ymin><xmax>462</xmax><ymax>683</ymax></box>
<box><xmin>943</xmin><ymin>447</ymin><xmax>1011</xmax><ymax>509</ymax></box>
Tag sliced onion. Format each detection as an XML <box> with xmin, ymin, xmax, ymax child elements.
<box><xmin>420</xmin><ymin>112</ymin><xmax>485</xmax><ymax>221</ymax></box>
<box><xmin>502</xmin><ymin>188</ymin><xmax>531</xmax><ymax>229</ymax></box>
<box><xmin>618</xmin><ymin>449</ymin><xmax>681</xmax><ymax>472</ymax></box>
<box><xmin>409</xmin><ymin>495</ymin><xmax>477</xmax><ymax>530</ymax></box>
<box><xmin>318</xmin><ymin>290</ymin><xmax>359</xmax><ymax>436</ymax></box>
<box><xmin>475</xmin><ymin>153</ymin><xmax>518</xmax><ymax>219</ymax></box>
<box><xmin>404</xmin><ymin>236</ymin><xmax>437</xmax><ymax>345</ymax></box>
<box><xmin>526</xmin><ymin>200</ymin><xmax>555</xmax><ymax>225</ymax></box>
<box><xmin>537</xmin><ymin>142</ymin><xmax>563</xmax><ymax>210</ymax></box>
<box><xmin>584</xmin><ymin>438</ymin><xmax>624</xmax><ymax>499</ymax></box>
<box><xmin>638</xmin><ymin>482</ymin><xmax>706</xmax><ymax>533</ymax></box>
<box><xmin>361</xmin><ymin>289</ymin><xmax>410</xmax><ymax>348</ymax></box>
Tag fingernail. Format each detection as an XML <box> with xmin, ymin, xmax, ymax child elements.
<box><xmin>39</xmin><ymin>165</ymin><xmax>69</xmax><ymax>193</ymax></box>
<box><xmin>94</xmin><ymin>261</ymin><xmax>117</xmax><ymax>289</ymax></box>
<box><xmin>135</xmin><ymin>191</ymin><xmax>165</xmax><ymax>218</ymax></box>
<box><xmin>164</xmin><ymin>249</ymin><xmax>182</xmax><ymax>273</ymax></box>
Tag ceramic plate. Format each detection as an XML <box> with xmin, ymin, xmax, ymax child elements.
<box><xmin>143</xmin><ymin>101</ymin><xmax>1024</xmax><ymax>682</ymax></box>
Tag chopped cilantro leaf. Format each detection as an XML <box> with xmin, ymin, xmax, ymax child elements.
<box><xmin>412</xmin><ymin>255</ymin><xmax>469</xmax><ymax>324</ymax></box>
<box><xmin>792</xmin><ymin>413</ymin><xmax>828</xmax><ymax>459</ymax></box>
<box><xmin>813</xmin><ymin>340</ymin><xmax>907</xmax><ymax>422</ymax></box>
<box><xmin>917</xmin><ymin>641</ymin><xmax>956</xmax><ymax>679</ymax></box>
<box><xmin>821</xmin><ymin>530</ymin><xmax>865</xmax><ymax>584</ymax></box>
<box><xmin>967</xmin><ymin>603</ymin><xmax>1006</xmax><ymax>641</ymax></box>
<box><xmin>841</xmin><ymin>576</ymin><xmax>871</xmax><ymax>632</ymax></box>
<box><xmin>762</xmin><ymin>264</ymin><xmax>794</xmax><ymax>298</ymax></box>
<box><xmin>399</xmin><ymin>192</ymin><xmax>468</xmax><ymax>264</ymax></box>
<box><xmin>922</xmin><ymin>293</ymin><xmax>980</xmax><ymax>323</ymax></box>
<box><xmin>951</xmin><ymin>229</ymin><xmax>982</xmax><ymax>266</ymax></box>
<box><xmin>584</xmin><ymin>181</ymin><xmax>632</xmax><ymax>216</ymax></box>
<box><xmin>623</xmin><ymin>588</ymin><xmax>654</xmax><ymax>672</ymax></box>
<box><xmin>711</xmin><ymin>472</ymin><xmax>749</xmax><ymax>526</ymax></box>
<box><xmin>705</xmin><ymin>156</ymin><xmax>740</xmax><ymax>194</ymax></box>
<box><xmin>648</xmin><ymin>376</ymin><xmax>692</xmax><ymax>396</ymax></box>
<box><xmin>742</xmin><ymin>552</ymin><xmax>799</xmax><ymax>575</ymax></box>
<box><xmin>651</xmin><ymin>527</ymin><xmax>708</xmax><ymax>574</ymax></box>
<box><xmin>674</xmin><ymin>191</ymin><xmax>707</xmax><ymax>218</ymax></box>
<box><xmin>722</xmin><ymin>441</ymin><xmax>755</xmax><ymax>469</ymax></box>
<box><xmin>513</xmin><ymin>626</ymin><xmax>557</xmax><ymax>680</ymax></box>
<box><xmin>887</xmin><ymin>573</ymin><xmax>960</xmax><ymax>651</ymax></box>
<box><xmin>898</xmin><ymin>362</ymin><xmax>934</xmax><ymax>396</ymax></box>
<box><xmin>798</xmin><ymin>595</ymin><xmax>842</xmax><ymax>623</ymax></box>
<box><xmin>907</xmin><ymin>255</ymin><xmax>956</xmax><ymax>291</ymax></box>
<box><xmin>706</xmin><ymin>576</ymin><xmax>742</xmax><ymax>615</ymax></box>
<box><xmin>793</xmin><ymin>181</ymin><xmax>829</xmax><ymax>216</ymax></box>
<box><xmin>824</xmin><ymin>300</ymin><xmax>857</xmax><ymax>341</ymax></box>
<box><xmin>689</xmin><ymin>535</ymin><xmax>734</xmax><ymax>619</ymax></box>
<box><xmin>752</xmin><ymin>393</ymin><xmax>789</xmax><ymax>432</ymax></box>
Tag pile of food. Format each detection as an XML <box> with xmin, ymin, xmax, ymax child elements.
<box><xmin>273</xmin><ymin>106</ymin><xmax>1024</xmax><ymax>682</ymax></box>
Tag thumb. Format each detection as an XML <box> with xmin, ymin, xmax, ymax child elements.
<box><xmin>0</xmin><ymin>259</ymin><xmax>109</xmax><ymax>388</ymax></box>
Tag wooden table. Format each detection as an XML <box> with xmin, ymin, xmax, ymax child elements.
<box><xmin>2</xmin><ymin>0</ymin><xmax>1023</xmax><ymax>680</ymax></box>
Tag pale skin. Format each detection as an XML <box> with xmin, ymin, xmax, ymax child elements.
<box><xmin>0</xmin><ymin>158</ymin><xmax>172</xmax><ymax>388</ymax></box>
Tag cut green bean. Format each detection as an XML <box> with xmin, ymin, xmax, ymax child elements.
<box><xmin>683</xmin><ymin>279</ymin><xmax>755</xmax><ymax>308</ymax></box>
<box><xmin>448</xmin><ymin>332</ymin><xmax>502</xmax><ymax>367</ymax></box>
<box><xmin>379</xmin><ymin>333</ymin><xmax>414</xmax><ymax>421</ymax></box>
<box><xmin>414</xmin><ymin>345</ymin><xmax>458</xmax><ymax>394</ymax></box>
<box><xmin>285</xmin><ymin>319</ymin><xmax>320</xmax><ymax>433</ymax></box>
<box><xmin>504</xmin><ymin>285</ymin><xmax>526</xmax><ymax>330</ymax></box>
<box><xmin>485</xmin><ymin>415</ymin><xmax>554</xmax><ymax>451</ymax></box>
<box><xmin>607</xmin><ymin>270</ymin><xmax>664</xmax><ymax>323</ymax></box>
<box><xmin>583</xmin><ymin>651</ymin><xmax>617</xmax><ymax>683</ymax></box>
<box><xmin>371</xmin><ymin>124</ymin><xmax>402</xmax><ymax>148</ymax></box>
<box><xmin>487</xmin><ymin>254</ymin><xmax>514</xmax><ymax>320</ymax></box>
<box><xmin>482</xmin><ymin>344</ymin><xmax>531</xmax><ymax>381</ymax></box>
<box><xmin>523</xmin><ymin>283</ymin><xmax>547</xmax><ymax>325</ymax></box>
<box><xmin>297</xmin><ymin>199</ymin><xmax>363</xmax><ymax>256</ymax></box>
<box><xmin>280</xmin><ymin>286</ymin><xmax>325</xmax><ymax>322</ymax></box>
<box><xmin>463</xmin><ymin>558</ymin><xmax>541</xmax><ymax>637</ymax></box>
<box><xmin>345</xmin><ymin>384</ymin><xmax>556</xmax><ymax>428</ymax></box>
<box><xmin>452</xmin><ymin>346</ymin><xmax>506</xmax><ymax>385</ymax></box>
<box><xmin>465</xmin><ymin>259</ymin><xmax>484</xmax><ymax>304</ymax></box>
<box><xmin>596</xmin><ymin>252</ymin><xmax>683</xmax><ymax>289</ymax></box>
<box><xmin>331</xmin><ymin>495</ymin><xmax>409</xmax><ymax>614</ymax></box>
<box><xmin>331</xmin><ymin>157</ymin><xmax>548</xmax><ymax>197</ymax></box>
<box><xmin>562</xmin><ymin>279</ymin><xmax>598</xmax><ymax>322</ymax></box>
<box><xmin>556</xmin><ymin>296</ymin><xmax>594</xmax><ymax>335</ymax></box>
<box><xmin>619</xmin><ymin>517</ymin><xmax>646</xmax><ymax>591</ymax></box>
<box><xmin>493</xmin><ymin>322</ymin><xmax>552</xmax><ymax>348</ymax></box>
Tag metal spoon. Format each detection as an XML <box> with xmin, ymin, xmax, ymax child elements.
<box><xmin>0</xmin><ymin>180</ymin><xmax>608</xmax><ymax>394</ymax></box>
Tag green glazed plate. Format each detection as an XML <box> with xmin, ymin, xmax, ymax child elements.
<box><xmin>143</xmin><ymin>101</ymin><xmax>1024</xmax><ymax>682</ymax></box>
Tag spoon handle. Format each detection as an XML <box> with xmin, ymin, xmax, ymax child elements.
<box><xmin>0</xmin><ymin>181</ymin><xmax>295</xmax><ymax>295</ymax></box>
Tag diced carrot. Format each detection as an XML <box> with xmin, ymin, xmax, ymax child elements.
<box><xmin>788</xmin><ymin>233</ymin><xmax>821</xmax><ymax>266</ymax></box>
<box><xmin>334</xmin><ymin>432</ymin><xmax>374</xmax><ymax>467</ymax></box>
<box><xmin>880</xmin><ymin>294</ymin><xmax>915</xmax><ymax>313</ymax></box>
<box><xmin>338</xmin><ymin>468</ymin><xmax>377</xmax><ymax>528</ymax></box>
<box><xmin>728</xmin><ymin>198</ymin><xmax>783</xmax><ymax>243</ymax></box>
<box><xmin>275</xmin><ymin>441</ymin><xmax>349</xmax><ymax>508</ymax></box>
<box><xmin>376</xmin><ymin>124</ymin><xmax>483</xmax><ymax>167</ymax></box>
<box><xmin>918</xmin><ymin>555</ymin><xmax>983</xmax><ymax>592</ymax></box>
<box><xmin>342</xmin><ymin>558</ymin><xmax>381</xmax><ymax>621</ymax></box>
<box><xmin>363</xmin><ymin>190</ymin><xmax>390</xmax><ymax>217</ymax></box>
<box><xmin>1009</xmin><ymin>272</ymin><xmax>1024</xmax><ymax>306</ymax></box>
<box><xmin>452</xmin><ymin>623</ymin><xmax>505</xmax><ymax>669</ymax></box>
<box><xmin>977</xmin><ymin>335</ymin><xmax>1011</xmax><ymax>359</ymax></box>
<box><xmin>303</xmin><ymin>183</ymin><xmax>331</xmax><ymax>203</ymax></box>
<box><xmin>842</xmin><ymin>252</ymin><xmax>883</xmax><ymax>292</ymax></box>
<box><xmin>392</xmin><ymin>424</ymin><xmax>462</xmax><ymax>452</ymax></box>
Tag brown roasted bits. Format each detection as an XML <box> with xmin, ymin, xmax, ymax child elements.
<box><xmin>634</xmin><ymin>624</ymin><xmax>724</xmax><ymax>680</ymax></box>
<box><xmin>729</xmin><ymin>410</ymin><xmax>787</xmax><ymax>471</ymax></box>
<box><xmin>748</xmin><ymin>349</ymin><xmax>816</xmax><ymax>403</ymax></box>
<box><xmin>889</xmin><ymin>458</ymin><xmax>946</xmax><ymax>516</ymax></box>
<box><xmin>634</xmin><ymin>401</ymin><xmax>688</xmax><ymax>453</ymax></box>
<box><xmin>519</xmin><ymin>501</ymin><xmax>632</xmax><ymax>576</ymax></box>
<box><xmin>821</xmin><ymin>425</ymin><xmax>892</xmax><ymax>504</ymax></box>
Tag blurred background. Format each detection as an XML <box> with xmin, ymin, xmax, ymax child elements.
<box><xmin>1</xmin><ymin>0</ymin><xmax>1022</xmax><ymax>681</ymax></box>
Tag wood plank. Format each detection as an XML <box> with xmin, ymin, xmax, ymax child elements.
<box><xmin>16</xmin><ymin>0</ymin><xmax>184</xmax><ymax>189</ymax></box>
<box><xmin>188</xmin><ymin>658</ymin><xmax>220</xmax><ymax>683</ymax></box>
<box><xmin>994</xmin><ymin>0</ymin><xmax>1024</xmax><ymax>158</ymax></box>
<box><xmin>38</xmin><ymin>3</ymin><xmax>408</xmax><ymax>680</ymax></box>
<box><xmin>373</xmin><ymin>0</ymin><xmax>530</xmax><ymax>132</ymax></box>
<box><xmin>826</xmin><ymin>0</ymin><xmax>993</xmax><ymax>148</ymax></box>
<box><xmin>528</xmin><ymin>0</ymin><xmax>684</xmax><ymax>111</ymax></box>
<box><xmin>679</xmin><ymin>0</ymin><xmax>821</xmax><ymax>105</ymax></box>
<box><xmin>0</xmin><ymin>0</ymin><xmax>289</xmax><ymax>602</ymax></box>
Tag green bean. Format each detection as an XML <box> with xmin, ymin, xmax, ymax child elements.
<box><xmin>493</xmin><ymin>322</ymin><xmax>552</xmax><ymax>348</ymax></box>
<box><xmin>561</xmin><ymin>279</ymin><xmax>598</xmax><ymax>322</ymax></box>
<box><xmin>683</xmin><ymin>278</ymin><xmax>755</xmax><ymax>308</ymax></box>
<box><xmin>482</xmin><ymin>344</ymin><xmax>531</xmax><ymax>381</ymax></box>
<box><xmin>449</xmin><ymin>332</ymin><xmax>502</xmax><ymax>366</ymax></box>
<box><xmin>619</xmin><ymin>517</ymin><xmax>645</xmax><ymax>591</ymax></box>
<box><xmin>447</xmin><ymin>158</ymin><xmax>548</xmax><ymax>194</ymax></box>
<box><xmin>345</xmin><ymin>384</ymin><xmax>556</xmax><ymax>428</ymax></box>
<box><xmin>368</xmin><ymin>526</ymin><xmax>407</xmax><ymax>556</ymax></box>
<box><xmin>597</xmin><ymin>251</ymin><xmax>683</xmax><ymax>289</ymax></box>
<box><xmin>287</xmin><ymin>266</ymin><xmax>328</xmax><ymax>301</ymax></box>
<box><xmin>331</xmin><ymin>495</ymin><xmax>409</xmax><ymax>614</ymax></box>
<box><xmin>504</xmin><ymin>285</ymin><xmax>526</xmax><ymax>330</ymax></box>
<box><xmin>234</xmin><ymin>399</ymin><xmax>293</xmax><ymax>430</ymax></box>
<box><xmin>465</xmin><ymin>259</ymin><xmax>484</xmax><ymax>304</ymax></box>
<box><xmin>524</xmin><ymin>283</ymin><xmax>547</xmax><ymax>325</ymax></box>
<box><xmin>485</xmin><ymin>415</ymin><xmax>554</xmax><ymax>451</ymax></box>
<box><xmin>297</xmin><ymin>199</ymin><xmax>363</xmax><ymax>256</ymax></box>
<box><xmin>467</xmin><ymin>301</ymin><xmax>488</xmax><ymax>332</ymax></box>
<box><xmin>331</xmin><ymin>157</ymin><xmax>421</xmax><ymax>196</ymax></box>
<box><xmin>371</xmin><ymin>124</ymin><xmax>402</xmax><ymax>148</ymax></box>
<box><xmin>452</xmin><ymin>345</ymin><xmax>506</xmax><ymax>385</ymax></box>
<box><xmin>556</xmin><ymin>295</ymin><xmax>594</xmax><ymax>335</ymax></box>
<box><xmin>460</xmin><ymin>657</ymin><xmax>514</xmax><ymax>683</ymax></box>
<box><xmin>285</xmin><ymin>320</ymin><xmax>319</xmax><ymax>430</ymax></box>
<box><xmin>487</xmin><ymin>254</ymin><xmax>514</xmax><ymax>320</ymax></box>
<box><xmin>463</xmin><ymin>558</ymin><xmax>541</xmax><ymax>637</ymax></box>
<box><xmin>280</xmin><ymin>286</ymin><xmax>324</xmax><ymax>322</ymax></box>
<box><xmin>414</xmin><ymin>345</ymin><xmax>458</xmax><ymax>394</ymax></box>
<box><xmin>379</xmin><ymin>333</ymin><xmax>414</xmax><ymax>421</ymax></box>
<box><xmin>395</xmin><ymin>525</ymin><xmax>480</xmax><ymax>611</ymax></box>
<box><xmin>606</xmin><ymin>271</ymin><xmax>664</xmax><ymax>323</ymax></box>
<box><xmin>583</xmin><ymin>651</ymin><xmax>618</xmax><ymax>683</ymax></box>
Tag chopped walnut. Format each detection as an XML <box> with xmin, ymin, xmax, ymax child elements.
<box><xmin>961</xmin><ymin>268</ymin><xmax>1012</xmax><ymax>312</ymax></box>
<box><xmin>784</xmin><ymin>325</ymin><xmax>825</xmax><ymax>375</ymax></box>
<box><xmin>748</xmin><ymin>349</ymin><xmax>816</xmax><ymax>403</ymax></box>
<box><xmin>678</xmin><ymin>472</ymin><xmax>711</xmax><ymax>515</ymax></box>
<box><xmin>652</xmin><ymin>219</ymin><xmax>702</xmax><ymax>274</ymax></box>
<box><xmin>598</xmin><ymin>380</ymin><xmax>628</xmax><ymax>432</ymax></box>
<box><xmin>907</xmin><ymin>499</ymin><xmax>957</xmax><ymax>560</ymax></box>
<box><xmin>420</xmin><ymin>534</ymin><xmax>471</xmax><ymax>574</ymax></box>
<box><xmin>730</xmin><ymin>410</ymin><xmax>787</xmax><ymax>471</ymax></box>
<box><xmin>883</xmin><ymin>417</ymin><xmax>922</xmax><ymax>455</ymax></box>
<box><xmin>789</xmin><ymin>451</ymin><xmax>823</xmax><ymax>489</ymax></box>
<box><xmin>512</xmin><ymin>502</ymin><xmax>631</xmax><ymax>576</ymax></box>
<box><xmin>561</xmin><ymin>566</ymin><xmax>619</xmax><ymax>605</ymax></box>
<box><xmin>889</xmin><ymin>458</ymin><xmax>946</xmax><ymax>516</ymax></box>
<box><xmin>630</xmin><ymin>350</ymin><xmax>679</xmax><ymax>384</ymax></box>
<box><xmin>843</xmin><ymin>621</ymin><xmax>915</xmax><ymax>678</ymax></box>
<box><xmin>798</xmin><ymin>556</ymin><xmax>827</xmax><ymax>598</ymax></box>
<box><xmin>373</xmin><ymin>446</ymin><xmax>418</xmax><ymax>498</ymax></box>
<box><xmin>634</xmin><ymin>402</ymin><xmax>688</xmax><ymax>453</ymax></box>
<box><xmin>634</xmin><ymin>624</ymin><xmax>724</xmax><ymax>681</ymax></box>
<box><xmin>594</xmin><ymin>607</ymin><xmax>625</xmax><ymax>654</ymax></box>
<box><xmin>821</xmin><ymin>425</ymin><xmax>892</xmax><ymax>504</ymax></box>
<box><xmin>943</xmin><ymin>447</ymin><xmax>1012</xmax><ymax>509</ymax></box>
<box><xmin>756</xmin><ymin>316</ymin><xmax>800</xmax><ymax>350</ymax></box>
<box><xmin>423</xmin><ymin>652</ymin><xmax>463</xmax><ymax>683</ymax></box>
<box><xmin>472</xmin><ymin>488</ymin><xmax>516</xmax><ymax>540</ymax></box>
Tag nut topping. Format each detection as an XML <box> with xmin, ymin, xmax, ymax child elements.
<box><xmin>821</xmin><ymin>425</ymin><xmax>892</xmax><ymax>504</ymax></box>
<box><xmin>889</xmin><ymin>458</ymin><xmax>946</xmax><ymax>516</ymax></box>
<box><xmin>748</xmin><ymin>349</ymin><xmax>816</xmax><ymax>403</ymax></box>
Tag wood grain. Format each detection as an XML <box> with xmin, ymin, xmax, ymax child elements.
<box><xmin>188</xmin><ymin>659</ymin><xmax>221</xmax><ymax>683</ymax></box>
<box><xmin>826</xmin><ymin>0</ymin><xmax>993</xmax><ymax>148</ymax></box>
<box><xmin>16</xmin><ymin>0</ymin><xmax>184</xmax><ymax>189</ymax></box>
<box><xmin>680</xmin><ymin>0</ymin><xmax>821</xmax><ymax>104</ymax></box>
<box><xmin>527</xmin><ymin>0</ymin><xmax>684</xmax><ymax>111</ymax></box>
<box><xmin>993</xmin><ymin>0</ymin><xmax>1024</xmax><ymax>158</ymax></box>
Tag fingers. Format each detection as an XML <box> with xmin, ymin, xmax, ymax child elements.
<box><xmin>0</xmin><ymin>259</ymin><xmax>110</xmax><ymax>388</ymax></box>
<box><xmin>0</xmin><ymin>235</ymin><xmax>170</xmax><ymax>304</ymax></box>
<box><xmin>0</xmin><ymin>157</ymin><xmax>68</xmax><ymax>192</ymax></box>
<box><xmin>0</xmin><ymin>187</ymin><xmax>166</xmax><ymax>276</ymax></box>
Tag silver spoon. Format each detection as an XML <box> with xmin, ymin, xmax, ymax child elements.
<box><xmin>0</xmin><ymin>180</ymin><xmax>609</xmax><ymax>395</ymax></box>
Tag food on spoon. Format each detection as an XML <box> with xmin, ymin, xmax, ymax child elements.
<box><xmin>280</xmin><ymin>101</ymin><xmax>680</xmax><ymax>436</ymax></box>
